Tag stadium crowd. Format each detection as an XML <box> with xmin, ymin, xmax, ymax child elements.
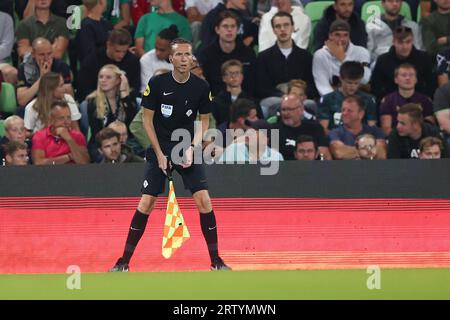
<box><xmin>1</xmin><ymin>0</ymin><xmax>450</xmax><ymax>166</ymax></box>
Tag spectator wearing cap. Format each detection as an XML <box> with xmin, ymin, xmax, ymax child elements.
<box><xmin>387</xmin><ymin>103</ymin><xmax>448</xmax><ymax>159</ymax></box>
<box><xmin>312</xmin><ymin>20</ymin><xmax>371</xmax><ymax>97</ymax></box>
<box><xmin>313</xmin><ymin>0</ymin><xmax>367</xmax><ymax>52</ymax></box>
<box><xmin>218</xmin><ymin>118</ymin><xmax>284</xmax><ymax>163</ymax></box>
<box><xmin>329</xmin><ymin>95</ymin><xmax>386</xmax><ymax>160</ymax></box>
<box><xmin>371</xmin><ymin>26</ymin><xmax>435</xmax><ymax>103</ymax></box>
<box><xmin>366</xmin><ymin>0</ymin><xmax>423</xmax><ymax>63</ymax></box>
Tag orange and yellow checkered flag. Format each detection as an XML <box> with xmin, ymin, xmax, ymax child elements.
<box><xmin>162</xmin><ymin>174</ymin><xmax>190</xmax><ymax>258</ymax></box>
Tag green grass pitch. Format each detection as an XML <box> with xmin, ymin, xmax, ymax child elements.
<box><xmin>1</xmin><ymin>268</ymin><xmax>450</xmax><ymax>300</ymax></box>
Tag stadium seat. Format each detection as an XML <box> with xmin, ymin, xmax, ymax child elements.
<box><xmin>304</xmin><ymin>1</ymin><xmax>334</xmax><ymax>53</ymax></box>
<box><xmin>0</xmin><ymin>82</ymin><xmax>18</xmax><ymax>115</ymax></box>
<box><xmin>361</xmin><ymin>1</ymin><xmax>412</xmax><ymax>23</ymax></box>
<box><xmin>0</xmin><ymin>119</ymin><xmax>5</xmax><ymax>137</ymax></box>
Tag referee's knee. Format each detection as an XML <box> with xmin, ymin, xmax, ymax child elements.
<box><xmin>137</xmin><ymin>195</ymin><xmax>157</xmax><ymax>214</ymax></box>
<box><xmin>193</xmin><ymin>190</ymin><xmax>212</xmax><ymax>213</ymax></box>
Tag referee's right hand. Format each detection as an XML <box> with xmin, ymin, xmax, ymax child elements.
<box><xmin>157</xmin><ymin>153</ymin><xmax>168</xmax><ymax>176</ymax></box>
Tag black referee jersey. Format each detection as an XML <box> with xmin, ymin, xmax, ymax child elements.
<box><xmin>141</xmin><ymin>72</ymin><xmax>212</xmax><ymax>147</ymax></box>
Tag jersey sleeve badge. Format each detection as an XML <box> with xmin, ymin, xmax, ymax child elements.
<box><xmin>144</xmin><ymin>85</ymin><xmax>151</xmax><ymax>97</ymax></box>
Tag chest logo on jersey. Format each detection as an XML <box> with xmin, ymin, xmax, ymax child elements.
<box><xmin>161</xmin><ymin>104</ymin><xmax>173</xmax><ymax>118</ymax></box>
<box><xmin>186</xmin><ymin>109</ymin><xmax>193</xmax><ymax>117</ymax></box>
<box><xmin>285</xmin><ymin>139</ymin><xmax>296</xmax><ymax>147</ymax></box>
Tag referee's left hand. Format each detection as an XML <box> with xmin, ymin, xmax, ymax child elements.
<box><xmin>181</xmin><ymin>145</ymin><xmax>194</xmax><ymax>168</ymax></box>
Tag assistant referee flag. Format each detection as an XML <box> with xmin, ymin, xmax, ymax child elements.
<box><xmin>162</xmin><ymin>175</ymin><xmax>190</xmax><ymax>258</ymax></box>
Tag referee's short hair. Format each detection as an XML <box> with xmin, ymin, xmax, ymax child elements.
<box><xmin>170</xmin><ymin>38</ymin><xmax>193</xmax><ymax>52</ymax></box>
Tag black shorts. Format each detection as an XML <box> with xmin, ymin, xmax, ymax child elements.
<box><xmin>141</xmin><ymin>147</ymin><xmax>208</xmax><ymax>196</ymax></box>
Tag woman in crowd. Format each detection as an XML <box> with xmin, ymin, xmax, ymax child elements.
<box><xmin>82</xmin><ymin>64</ymin><xmax>138</xmax><ymax>161</ymax></box>
<box><xmin>24</xmin><ymin>72</ymin><xmax>81</xmax><ymax>137</ymax></box>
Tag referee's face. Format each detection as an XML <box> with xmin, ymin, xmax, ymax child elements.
<box><xmin>170</xmin><ymin>43</ymin><xmax>193</xmax><ymax>75</ymax></box>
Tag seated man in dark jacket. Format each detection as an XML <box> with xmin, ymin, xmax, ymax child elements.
<box><xmin>76</xmin><ymin>28</ymin><xmax>140</xmax><ymax>102</ymax></box>
<box><xmin>387</xmin><ymin>103</ymin><xmax>449</xmax><ymax>159</ymax></box>
<box><xmin>256</xmin><ymin>11</ymin><xmax>316</xmax><ymax>119</ymax></box>
<box><xmin>371</xmin><ymin>26</ymin><xmax>436</xmax><ymax>103</ymax></box>
<box><xmin>197</xmin><ymin>10</ymin><xmax>256</xmax><ymax>97</ymax></box>
<box><xmin>96</xmin><ymin>128</ymin><xmax>143</xmax><ymax>163</ymax></box>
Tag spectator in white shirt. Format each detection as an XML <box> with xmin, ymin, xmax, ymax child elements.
<box><xmin>139</xmin><ymin>24</ymin><xmax>177</xmax><ymax>93</ymax></box>
<box><xmin>313</xmin><ymin>20</ymin><xmax>371</xmax><ymax>96</ymax></box>
<box><xmin>258</xmin><ymin>0</ymin><xmax>311</xmax><ymax>52</ymax></box>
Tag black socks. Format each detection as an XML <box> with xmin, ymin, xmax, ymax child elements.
<box><xmin>122</xmin><ymin>210</ymin><xmax>149</xmax><ymax>263</ymax></box>
<box><xmin>200</xmin><ymin>210</ymin><xmax>219</xmax><ymax>263</ymax></box>
<box><xmin>121</xmin><ymin>209</ymin><xmax>220</xmax><ymax>264</ymax></box>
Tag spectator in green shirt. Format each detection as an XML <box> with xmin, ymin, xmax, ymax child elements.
<box><xmin>134</xmin><ymin>0</ymin><xmax>191</xmax><ymax>57</ymax></box>
<box><xmin>15</xmin><ymin>0</ymin><xmax>70</xmax><ymax>60</ymax></box>
<box><xmin>103</xmin><ymin>0</ymin><xmax>132</xmax><ymax>30</ymax></box>
<box><xmin>421</xmin><ymin>0</ymin><xmax>450</xmax><ymax>57</ymax></box>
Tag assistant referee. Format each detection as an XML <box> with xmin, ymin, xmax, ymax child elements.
<box><xmin>110</xmin><ymin>38</ymin><xmax>230</xmax><ymax>272</ymax></box>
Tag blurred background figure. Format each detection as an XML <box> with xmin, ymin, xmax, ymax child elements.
<box><xmin>418</xmin><ymin>136</ymin><xmax>443</xmax><ymax>159</ymax></box>
<box><xmin>355</xmin><ymin>133</ymin><xmax>377</xmax><ymax>160</ymax></box>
